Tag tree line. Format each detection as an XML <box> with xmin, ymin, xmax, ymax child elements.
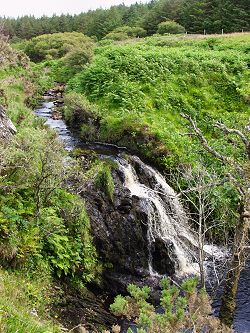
<box><xmin>1</xmin><ymin>0</ymin><xmax>249</xmax><ymax>41</ymax></box>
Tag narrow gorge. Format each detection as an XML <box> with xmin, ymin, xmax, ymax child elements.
<box><xmin>37</xmin><ymin>93</ymin><xmax>201</xmax><ymax>282</ymax></box>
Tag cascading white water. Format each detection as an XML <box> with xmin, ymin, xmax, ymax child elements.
<box><xmin>117</xmin><ymin>156</ymin><xmax>199</xmax><ymax>277</ymax></box>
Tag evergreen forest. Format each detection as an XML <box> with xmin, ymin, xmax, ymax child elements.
<box><xmin>0</xmin><ymin>0</ymin><xmax>249</xmax><ymax>41</ymax></box>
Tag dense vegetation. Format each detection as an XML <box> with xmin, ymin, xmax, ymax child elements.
<box><xmin>22</xmin><ymin>32</ymin><xmax>94</xmax><ymax>81</ymax></box>
<box><xmin>14</xmin><ymin>30</ymin><xmax>249</xmax><ymax>237</ymax></box>
<box><xmin>110</xmin><ymin>278</ymin><xmax>232</xmax><ymax>332</ymax></box>
<box><xmin>1</xmin><ymin>0</ymin><xmax>249</xmax><ymax>41</ymax></box>
<box><xmin>70</xmin><ymin>35</ymin><xmax>249</xmax><ymax>160</ymax></box>
<box><xmin>0</xmin><ymin>35</ymin><xmax>101</xmax><ymax>332</ymax></box>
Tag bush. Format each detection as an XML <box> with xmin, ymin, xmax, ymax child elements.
<box><xmin>157</xmin><ymin>20</ymin><xmax>185</xmax><ymax>34</ymax></box>
<box><xmin>104</xmin><ymin>26</ymin><xmax>146</xmax><ymax>41</ymax></box>
<box><xmin>24</xmin><ymin>32</ymin><xmax>94</xmax><ymax>63</ymax></box>
<box><xmin>110</xmin><ymin>278</ymin><xmax>232</xmax><ymax>333</ymax></box>
<box><xmin>0</xmin><ymin>113</ymin><xmax>100</xmax><ymax>281</ymax></box>
<box><xmin>63</xmin><ymin>46</ymin><xmax>93</xmax><ymax>71</ymax></box>
<box><xmin>104</xmin><ymin>31</ymin><xmax>129</xmax><ymax>42</ymax></box>
<box><xmin>23</xmin><ymin>32</ymin><xmax>95</xmax><ymax>82</ymax></box>
<box><xmin>64</xmin><ymin>92</ymin><xmax>100</xmax><ymax>130</ymax></box>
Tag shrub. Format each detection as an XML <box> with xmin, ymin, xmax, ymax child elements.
<box><xmin>63</xmin><ymin>46</ymin><xmax>93</xmax><ymax>72</ymax></box>
<box><xmin>157</xmin><ymin>20</ymin><xmax>185</xmax><ymax>34</ymax></box>
<box><xmin>24</xmin><ymin>32</ymin><xmax>94</xmax><ymax>63</ymax></box>
<box><xmin>104</xmin><ymin>31</ymin><xmax>129</xmax><ymax>41</ymax></box>
<box><xmin>23</xmin><ymin>32</ymin><xmax>95</xmax><ymax>82</ymax></box>
<box><xmin>104</xmin><ymin>26</ymin><xmax>146</xmax><ymax>41</ymax></box>
<box><xmin>0</xmin><ymin>124</ymin><xmax>100</xmax><ymax>281</ymax></box>
<box><xmin>110</xmin><ymin>278</ymin><xmax>232</xmax><ymax>333</ymax></box>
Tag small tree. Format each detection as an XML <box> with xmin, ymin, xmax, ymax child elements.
<box><xmin>104</xmin><ymin>26</ymin><xmax>147</xmax><ymax>41</ymax></box>
<box><xmin>62</xmin><ymin>46</ymin><xmax>93</xmax><ymax>77</ymax></box>
<box><xmin>157</xmin><ymin>20</ymin><xmax>185</xmax><ymax>35</ymax></box>
<box><xmin>181</xmin><ymin>113</ymin><xmax>250</xmax><ymax>327</ymax></box>
<box><xmin>110</xmin><ymin>278</ymin><xmax>232</xmax><ymax>333</ymax></box>
<box><xmin>173</xmin><ymin>165</ymin><xmax>225</xmax><ymax>289</ymax></box>
<box><xmin>24</xmin><ymin>32</ymin><xmax>94</xmax><ymax>63</ymax></box>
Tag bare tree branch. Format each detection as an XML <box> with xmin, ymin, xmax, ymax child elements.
<box><xmin>176</xmin><ymin>179</ymin><xmax>226</xmax><ymax>197</ymax></box>
<box><xmin>215</xmin><ymin>123</ymin><xmax>248</xmax><ymax>142</ymax></box>
<box><xmin>181</xmin><ymin>113</ymin><xmax>250</xmax><ymax>327</ymax></box>
<box><xmin>181</xmin><ymin>113</ymin><xmax>243</xmax><ymax>174</ymax></box>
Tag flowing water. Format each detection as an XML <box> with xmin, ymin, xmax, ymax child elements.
<box><xmin>117</xmin><ymin>156</ymin><xmax>199</xmax><ymax>276</ymax></box>
<box><xmin>35</xmin><ymin>98</ymin><xmax>250</xmax><ymax>333</ymax></box>
<box><xmin>35</xmin><ymin>100</ymin><xmax>80</xmax><ymax>150</ymax></box>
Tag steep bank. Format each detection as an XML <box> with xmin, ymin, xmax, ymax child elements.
<box><xmin>2</xmin><ymin>31</ymin><xmax>249</xmax><ymax>332</ymax></box>
<box><xmin>61</xmin><ymin>34</ymin><xmax>250</xmax><ymax>243</ymax></box>
<box><xmin>66</xmin><ymin>34</ymin><xmax>250</xmax><ymax>169</ymax></box>
<box><xmin>0</xmin><ymin>39</ymin><xmax>113</xmax><ymax>333</ymax></box>
<box><xmin>34</xmin><ymin>91</ymin><xmax>249</xmax><ymax>333</ymax></box>
<box><xmin>81</xmin><ymin>155</ymin><xmax>199</xmax><ymax>283</ymax></box>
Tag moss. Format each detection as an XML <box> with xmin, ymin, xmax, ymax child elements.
<box><xmin>94</xmin><ymin>162</ymin><xmax>115</xmax><ymax>201</ymax></box>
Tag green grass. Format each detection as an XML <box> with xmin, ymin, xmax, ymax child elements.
<box><xmin>67</xmin><ymin>33</ymin><xmax>250</xmax><ymax>169</ymax></box>
<box><xmin>0</xmin><ymin>269</ymin><xmax>61</xmax><ymax>333</ymax></box>
<box><xmin>63</xmin><ymin>33</ymin><xmax>250</xmax><ymax>235</ymax></box>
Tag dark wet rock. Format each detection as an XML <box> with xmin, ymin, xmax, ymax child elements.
<box><xmin>52</xmin><ymin>283</ymin><xmax>116</xmax><ymax>331</ymax></box>
<box><xmin>48</xmin><ymin>84</ymin><xmax>65</xmax><ymax>96</ymax></box>
<box><xmin>80</xmin><ymin>160</ymin><xmax>176</xmax><ymax>292</ymax></box>
<box><xmin>81</xmin><ymin>167</ymin><xmax>150</xmax><ymax>280</ymax></box>
<box><xmin>151</xmin><ymin>238</ymin><xmax>175</xmax><ymax>276</ymax></box>
<box><xmin>130</xmin><ymin>155</ymin><xmax>158</xmax><ymax>189</ymax></box>
<box><xmin>52</xmin><ymin>110</ymin><xmax>63</xmax><ymax>120</ymax></box>
<box><xmin>53</xmin><ymin>98</ymin><xmax>64</xmax><ymax>107</ymax></box>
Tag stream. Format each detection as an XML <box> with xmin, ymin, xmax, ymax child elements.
<box><xmin>35</xmin><ymin>98</ymin><xmax>250</xmax><ymax>333</ymax></box>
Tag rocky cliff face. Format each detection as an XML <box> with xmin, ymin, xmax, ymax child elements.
<box><xmin>0</xmin><ymin>105</ymin><xmax>17</xmax><ymax>140</ymax></box>
<box><xmin>80</xmin><ymin>156</ymin><xmax>176</xmax><ymax>293</ymax></box>
<box><xmin>82</xmin><ymin>167</ymin><xmax>149</xmax><ymax>276</ymax></box>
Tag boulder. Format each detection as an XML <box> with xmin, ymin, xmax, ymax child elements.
<box><xmin>0</xmin><ymin>105</ymin><xmax>16</xmax><ymax>140</ymax></box>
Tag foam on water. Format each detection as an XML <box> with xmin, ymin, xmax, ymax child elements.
<box><xmin>117</xmin><ymin>156</ymin><xmax>199</xmax><ymax>276</ymax></box>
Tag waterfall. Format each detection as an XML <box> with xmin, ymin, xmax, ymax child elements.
<box><xmin>35</xmin><ymin>94</ymin><xmax>249</xmax><ymax>331</ymax></box>
<box><xmin>117</xmin><ymin>156</ymin><xmax>199</xmax><ymax>277</ymax></box>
